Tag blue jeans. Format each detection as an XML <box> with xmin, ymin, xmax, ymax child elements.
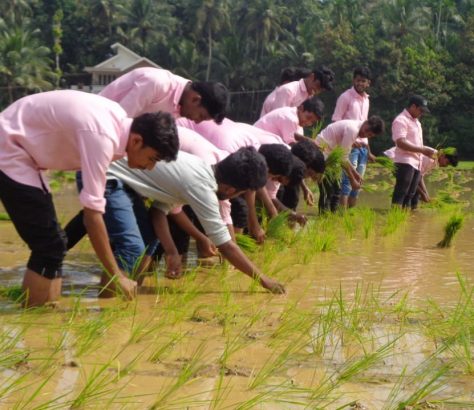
<box><xmin>341</xmin><ymin>146</ymin><xmax>368</xmax><ymax>197</ymax></box>
<box><xmin>65</xmin><ymin>173</ymin><xmax>158</xmax><ymax>274</ymax></box>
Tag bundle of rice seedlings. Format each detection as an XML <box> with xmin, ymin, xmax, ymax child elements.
<box><xmin>374</xmin><ymin>156</ymin><xmax>395</xmax><ymax>173</ymax></box>
<box><xmin>235</xmin><ymin>233</ymin><xmax>258</xmax><ymax>253</ymax></box>
<box><xmin>437</xmin><ymin>214</ymin><xmax>464</xmax><ymax>248</ymax></box>
<box><xmin>438</xmin><ymin>147</ymin><xmax>457</xmax><ymax>156</ymax></box>
<box><xmin>323</xmin><ymin>145</ymin><xmax>345</xmax><ymax>184</ymax></box>
<box><xmin>265</xmin><ymin>211</ymin><xmax>291</xmax><ymax>241</ymax></box>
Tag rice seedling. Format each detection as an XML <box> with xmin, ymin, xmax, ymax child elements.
<box><xmin>235</xmin><ymin>233</ymin><xmax>258</xmax><ymax>253</ymax></box>
<box><xmin>0</xmin><ymin>212</ymin><xmax>11</xmax><ymax>221</ymax></box>
<box><xmin>438</xmin><ymin>146</ymin><xmax>457</xmax><ymax>156</ymax></box>
<box><xmin>265</xmin><ymin>210</ymin><xmax>292</xmax><ymax>242</ymax></box>
<box><xmin>0</xmin><ymin>285</ymin><xmax>25</xmax><ymax>303</ymax></box>
<box><xmin>374</xmin><ymin>156</ymin><xmax>396</xmax><ymax>173</ymax></box>
<box><xmin>357</xmin><ymin>207</ymin><xmax>376</xmax><ymax>239</ymax></box>
<box><xmin>382</xmin><ymin>207</ymin><xmax>408</xmax><ymax>236</ymax></box>
<box><xmin>149</xmin><ymin>332</ymin><xmax>187</xmax><ymax>363</ymax></box>
<box><xmin>341</xmin><ymin>210</ymin><xmax>356</xmax><ymax>238</ymax></box>
<box><xmin>150</xmin><ymin>341</ymin><xmax>208</xmax><ymax>409</ymax></box>
<box><xmin>437</xmin><ymin>213</ymin><xmax>464</xmax><ymax>248</ymax></box>
<box><xmin>322</xmin><ymin>146</ymin><xmax>345</xmax><ymax>185</ymax></box>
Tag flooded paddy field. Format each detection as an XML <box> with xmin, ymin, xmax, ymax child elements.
<box><xmin>1</xmin><ymin>166</ymin><xmax>474</xmax><ymax>409</ymax></box>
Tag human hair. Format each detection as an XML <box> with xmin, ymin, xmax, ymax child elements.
<box><xmin>215</xmin><ymin>146</ymin><xmax>268</xmax><ymax>190</ymax></box>
<box><xmin>258</xmin><ymin>144</ymin><xmax>293</xmax><ymax>177</ymax></box>
<box><xmin>444</xmin><ymin>153</ymin><xmax>459</xmax><ymax>167</ymax></box>
<box><xmin>366</xmin><ymin>115</ymin><xmax>385</xmax><ymax>135</ymax></box>
<box><xmin>353</xmin><ymin>66</ymin><xmax>371</xmax><ymax>80</ymax></box>
<box><xmin>301</xmin><ymin>96</ymin><xmax>325</xmax><ymax>118</ymax></box>
<box><xmin>291</xmin><ymin>140</ymin><xmax>326</xmax><ymax>173</ymax></box>
<box><xmin>312</xmin><ymin>65</ymin><xmax>335</xmax><ymax>91</ymax></box>
<box><xmin>130</xmin><ymin>112</ymin><xmax>179</xmax><ymax>161</ymax></box>
<box><xmin>191</xmin><ymin>82</ymin><xmax>229</xmax><ymax>124</ymax></box>
<box><xmin>279</xmin><ymin>67</ymin><xmax>312</xmax><ymax>85</ymax></box>
<box><xmin>288</xmin><ymin>156</ymin><xmax>306</xmax><ymax>186</ymax></box>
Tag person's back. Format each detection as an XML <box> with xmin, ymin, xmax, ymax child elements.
<box><xmin>100</xmin><ymin>67</ymin><xmax>189</xmax><ymax>118</ymax></box>
<box><xmin>177</xmin><ymin>118</ymin><xmax>260</xmax><ymax>152</ymax></box>
<box><xmin>316</xmin><ymin>119</ymin><xmax>364</xmax><ymax>154</ymax></box>
<box><xmin>177</xmin><ymin>126</ymin><xmax>229</xmax><ymax>165</ymax></box>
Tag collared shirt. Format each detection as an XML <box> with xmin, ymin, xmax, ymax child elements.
<box><xmin>391</xmin><ymin>109</ymin><xmax>424</xmax><ymax>170</ymax></box>
<box><xmin>332</xmin><ymin>87</ymin><xmax>370</xmax><ymax>145</ymax></box>
<box><xmin>100</xmin><ymin>67</ymin><xmax>189</xmax><ymax>118</ymax></box>
<box><xmin>385</xmin><ymin>147</ymin><xmax>436</xmax><ymax>176</ymax></box>
<box><xmin>108</xmin><ymin>152</ymin><xmax>232</xmax><ymax>246</ymax></box>
<box><xmin>176</xmin><ymin>126</ymin><xmax>232</xmax><ymax>224</ymax></box>
<box><xmin>316</xmin><ymin>120</ymin><xmax>364</xmax><ymax>159</ymax></box>
<box><xmin>0</xmin><ymin>90</ymin><xmax>130</xmax><ymax>213</ymax></box>
<box><xmin>260</xmin><ymin>79</ymin><xmax>310</xmax><ymax>117</ymax></box>
<box><xmin>177</xmin><ymin>118</ymin><xmax>261</xmax><ymax>152</ymax></box>
<box><xmin>254</xmin><ymin>106</ymin><xmax>303</xmax><ymax>145</ymax></box>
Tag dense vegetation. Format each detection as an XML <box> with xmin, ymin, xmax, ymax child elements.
<box><xmin>1</xmin><ymin>0</ymin><xmax>474</xmax><ymax>156</ymax></box>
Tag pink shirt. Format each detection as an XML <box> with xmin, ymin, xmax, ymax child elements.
<box><xmin>0</xmin><ymin>90</ymin><xmax>130</xmax><ymax>213</ymax></box>
<box><xmin>332</xmin><ymin>87</ymin><xmax>370</xmax><ymax>145</ymax></box>
<box><xmin>254</xmin><ymin>106</ymin><xmax>303</xmax><ymax>145</ymax></box>
<box><xmin>391</xmin><ymin>109</ymin><xmax>423</xmax><ymax>170</ymax></box>
<box><xmin>176</xmin><ymin>126</ymin><xmax>232</xmax><ymax>224</ymax></box>
<box><xmin>316</xmin><ymin>120</ymin><xmax>364</xmax><ymax>159</ymax></box>
<box><xmin>177</xmin><ymin>118</ymin><xmax>260</xmax><ymax>152</ymax></box>
<box><xmin>260</xmin><ymin>79</ymin><xmax>310</xmax><ymax>117</ymax></box>
<box><xmin>100</xmin><ymin>67</ymin><xmax>189</xmax><ymax>118</ymax></box>
<box><xmin>384</xmin><ymin>147</ymin><xmax>436</xmax><ymax>176</ymax></box>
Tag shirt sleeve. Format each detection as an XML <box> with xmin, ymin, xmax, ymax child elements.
<box><xmin>392</xmin><ymin>118</ymin><xmax>408</xmax><ymax>142</ymax></box>
<box><xmin>219</xmin><ymin>200</ymin><xmax>233</xmax><ymax>225</ymax></box>
<box><xmin>183</xmin><ymin>183</ymin><xmax>231</xmax><ymax>246</ymax></box>
<box><xmin>277</xmin><ymin>115</ymin><xmax>299</xmax><ymax>144</ymax></box>
<box><xmin>332</xmin><ymin>93</ymin><xmax>348</xmax><ymax>122</ymax></box>
<box><xmin>77</xmin><ymin>131</ymin><xmax>115</xmax><ymax>213</ymax></box>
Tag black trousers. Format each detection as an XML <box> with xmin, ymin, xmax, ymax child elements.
<box><xmin>318</xmin><ymin>178</ymin><xmax>341</xmax><ymax>213</ymax></box>
<box><xmin>0</xmin><ymin>170</ymin><xmax>67</xmax><ymax>279</ymax></box>
<box><xmin>277</xmin><ymin>183</ymin><xmax>300</xmax><ymax>210</ymax></box>
<box><xmin>392</xmin><ymin>163</ymin><xmax>421</xmax><ymax>208</ymax></box>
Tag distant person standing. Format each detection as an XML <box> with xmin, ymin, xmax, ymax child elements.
<box><xmin>100</xmin><ymin>67</ymin><xmax>229</xmax><ymax>123</ymax></box>
<box><xmin>260</xmin><ymin>66</ymin><xmax>334</xmax><ymax>117</ymax></box>
<box><xmin>391</xmin><ymin>95</ymin><xmax>437</xmax><ymax>208</ymax></box>
<box><xmin>332</xmin><ymin>67</ymin><xmax>374</xmax><ymax>208</ymax></box>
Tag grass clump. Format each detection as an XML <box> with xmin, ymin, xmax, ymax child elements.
<box><xmin>323</xmin><ymin>146</ymin><xmax>345</xmax><ymax>185</ymax></box>
<box><xmin>374</xmin><ymin>156</ymin><xmax>395</xmax><ymax>173</ymax></box>
<box><xmin>235</xmin><ymin>233</ymin><xmax>258</xmax><ymax>253</ymax></box>
<box><xmin>0</xmin><ymin>285</ymin><xmax>25</xmax><ymax>302</ymax></box>
<box><xmin>437</xmin><ymin>214</ymin><xmax>464</xmax><ymax>248</ymax></box>
<box><xmin>265</xmin><ymin>211</ymin><xmax>291</xmax><ymax>242</ymax></box>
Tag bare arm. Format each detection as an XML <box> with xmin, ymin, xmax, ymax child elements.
<box><xmin>271</xmin><ymin>197</ymin><xmax>307</xmax><ymax>226</ymax></box>
<box><xmin>218</xmin><ymin>240</ymin><xmax>285</xmax><ymax>294</ymax></box>
<box><xmin>244</xmin><ymin>190</ymin><xmax>266</xmax><ymax>243</ymax></box>
<box><xmin>418</xmin><ymin>176</ymin><xmax>430</xmax><ymax>202</ymax></box>
<box><xmin>342</xmin><ymin>161</ymin><xmax>362</xmax><ymax>190</ymax></box>
<box><xmin>396</xmin><ymin>138</ymin><xmax>436</xmax><ymax>158</ymax></box>
<box><xmin>150</xmin><ymin>208</ymin><xmax>182</xmax><ymax>278</ymax></box>
<box><xmin>83</xmin><ymin>208</ymin><xmax>137</xmax><ymax>299</ymax></box>
<box><xmin>169</xmin><ymin>211</ymin><xmax>217</xmax><ymax>257</ymax></box>
<box><xmin>255</xmin><ymin>187</ymin><xmax>278</xmax><ymax>218</ymax></box>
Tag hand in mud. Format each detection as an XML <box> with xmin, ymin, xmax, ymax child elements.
<box><xmin>117</xmin><ymin>274</ymin><xmax>138</xmax><ymax>300</ymax></box>
<box><xmin>165</xmin><ymin>253</ymin><xmax>183</xmax><ymax>279</ymax></box>
<box><xmin>196</xmin><ymin>238</ymin><xmax>217</xmax><ymax>258</ymax></box>
<box><xmin>303</xmin><ymin>189</ymin><xmax>314</xmax><ymax>206</ymax></box>
<box><xmin>289</xmin><ymin>212</ymin><xmax>307</xmax><ymax>226</ymax></box>
<box><xmin>250</xmin><ymin>226</ymin><xmax>266</xmax><ymax>244</ymax></box>
<box><xmin>260</xmin><ymin>276</ymin><xmax>286</xmax><ymax>294</ymax></box>
<box><xmin>368</xmin><ymin>153</ymin><xmax>377</xmax><ymax>163</ymax></box>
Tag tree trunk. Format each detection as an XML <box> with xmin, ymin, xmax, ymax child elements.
<box><xmin>206</xmin><ymin>25</ymin><xmax>212</xmax><ymax>81</ymax></box>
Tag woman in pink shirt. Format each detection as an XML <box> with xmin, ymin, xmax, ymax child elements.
<box><xmin>391</xmin><ymin>95</ymin><xmax>437</xmax><ymax>208</ymax></box>
<box><xmin>260</xmin><ymin>66</ymin><xmax>334</xmax><ymax>117</ymax></box>
<box><xmin>0</xmin><ymin>90</ymin><xmax>179</xmax><ymax>307</ymax></box>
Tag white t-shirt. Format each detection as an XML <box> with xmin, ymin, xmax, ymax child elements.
<box><xmin>108</xmin><ymin>151</ymin><xmax>231</xmax><ymax>246</ymax></box>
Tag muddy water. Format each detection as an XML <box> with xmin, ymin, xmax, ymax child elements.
<box><xmin>0</xmin><ymin>169</ymin><xmax>474</xmax><ymax>408</ymax></box>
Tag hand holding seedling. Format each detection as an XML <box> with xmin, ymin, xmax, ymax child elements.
<box><xmin>117</xmin><ymin>274</ymin><xmax>138</xmax><ymax>300</ymax></box>
<box><xmin>165</xmin><ymin>253</ymin><xmax>183</xmax><ymax>279</ymax></box>
<box><xmin>421</xmin><ymin>146</ymin><xmax>437</xmax><ymax>158</ymax></box>
<box><xmin>289</xmin><ymin>212</ymin><xmax>307</xmax><ymax>226</ymax></box>
<box><xmin>196</xmin><ymin>237</ymin><xmax>218</xmax><ymax>258</ymax></box>
<box><xmin>249</xmin><ymin>225</ymin><xmax>266</xmax><ymax>244</ymax></box>
<box><xmin>260</xmin><ymin>276</ymin><xmax>286</xmax><ymax>294</ymax></box>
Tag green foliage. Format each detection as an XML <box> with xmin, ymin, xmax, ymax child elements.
<box><xmin>322</xmin><ymin>146</ymin><xmax>345</xmax><ymax>185</ymax></box>
<box><xmin>235</xmin><ymin>233</ymin><xmax>258</xmax><ymax>253</ymax></box>
<box><xmin>437</xmin><ymin>214</ymin><xmax>464</xmax><ymax>248</ymax></box>
<box><xmin>374</xmin><ymin>156</ymin><xmax>395</xmax><ymax>173</ymax></box>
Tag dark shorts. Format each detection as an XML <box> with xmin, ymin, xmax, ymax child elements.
<box><xmin>0</xmin><ymin>170</ymin><xmax>67</xmax><ymax>279</ymax></box>
<box><xmin>230</xmin><ymin>195</ymin><xmax>248</xmax><ymax>229</ymax></box>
